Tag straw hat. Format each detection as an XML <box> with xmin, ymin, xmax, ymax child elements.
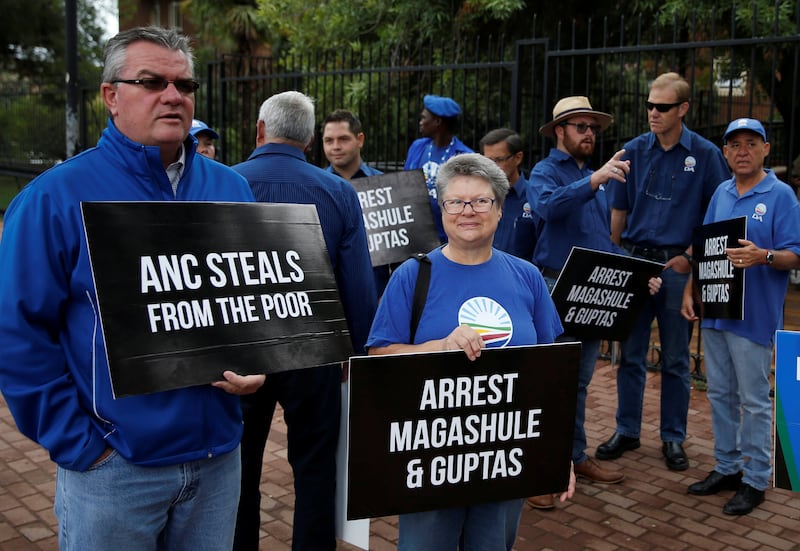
<box><xmin>539</xmin><ymin>96</ymin><xmax>613</xmax><ymax>139</ymax></box>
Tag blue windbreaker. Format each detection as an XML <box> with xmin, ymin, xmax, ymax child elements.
<box><xmin>0</xmin><ymin>120</ymin><xmax>255</xmax><ymax>471</ymax></box>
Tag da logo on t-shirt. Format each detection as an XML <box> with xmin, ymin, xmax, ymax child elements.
<box><xmin>458</xmin><ymin>297</ymin><xmax>513</xmax><ymax>347</ymax></box>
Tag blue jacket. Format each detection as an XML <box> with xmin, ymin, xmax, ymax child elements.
<box><xmin>0</xmin><ymin>120</ymin><xmax>255</xmax><ymax>471</ymax></box>
<box><xmin>234</xmin><ymin>143</ymin><xmax>377</xmax><ymax>352</ymax></box>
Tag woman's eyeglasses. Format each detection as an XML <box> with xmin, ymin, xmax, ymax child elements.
<box><xmin>441</xmin><ymin>197</ymin><xmax>496</xmax><ymax>214</ymax></box>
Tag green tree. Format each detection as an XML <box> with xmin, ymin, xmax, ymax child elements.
<box><xmin>0</xmin><ymin>0</ymin><xmax>104</xmax><ymax>85</ymax></box>
<box><xmin>254</xmin><ymin>0</ymin><xmax>526</xmax><ymax>54</ymax></box>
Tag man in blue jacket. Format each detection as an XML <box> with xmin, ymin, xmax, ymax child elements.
<box><xmin>232</xmin><ymin>91</ymin><xmax>378</xmax><ymax>551</ymax></box>
<box><xmin>0</xmin><ymin>26</ymin><xmax>265</xmax><ymax>550</ymax></box>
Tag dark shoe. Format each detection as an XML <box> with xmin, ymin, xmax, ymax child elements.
<box><xmin>574</xmin><ymin>457</ymin><xmax>624</xmax><ymax>484</ymax></box>
<box><xmin>723</xmin><ymin>483</ymin><xmax>765</xmax><ymax>515</ymax></box>
<box><xmin>595</xmin><ymin>433</ymin><xmax>640</xmax><ymax>460</ymax></box>
<box><xmin>662</xmin><ymin>441</ymin><xmax>688</xmax><ymax>471</ymax></box>
<box><xmin>688</xmin><ymin>471</ymin><xmax>743</xmax><ymax>495</ymax></box>
<box><xmin>527</xmin><ymin>494</ymin><xmax>555</xmax><ymax>510</ymax></box>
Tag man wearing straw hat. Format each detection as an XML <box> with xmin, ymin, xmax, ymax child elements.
<box><xmin>525</xmin><ymin>96</ymin><xmax>632</xmax><ymax>509</ymax></box>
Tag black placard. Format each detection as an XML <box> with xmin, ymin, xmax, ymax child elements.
<box><xmin>691</xmin><ymin>216</ymin><xmax>746</xmax><ymax>320</ymax></box>
<box><xmin>550</xmin><ymin>247</ymin><xmax>663</xmax><ymax>340</ymax></box>
<box><xmin>351</xmin><ymin>170</ymin><xmax>441</xmax><ymax>265</ymax></box>
<box><xmin>81</xmin><ymin>201</ymin><xmax>353</xmax><ymax>397</ymax></box>
<box><xmin>346</xmin><ymin>343</ymin><xmax>579</xmax><ymax>519</ymax></box>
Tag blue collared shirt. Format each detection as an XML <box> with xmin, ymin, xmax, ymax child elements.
<box><xmin>493</xmin><ymin>171</ymin><xmax>538</xmax><ymax>261</ymax></box>
<box><xmin>610</xmin><ymin>125</ymin><xmax>730</xmax><ymax>248</ymax></box>
<box><xmin>530</xmin><ymin>148</ymin><xmax>623</xmax><ymax>272</ymax></box>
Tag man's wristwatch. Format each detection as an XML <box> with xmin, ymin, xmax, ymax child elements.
<box><xmin>766</xmin><ymin>250</ymin><xmax>775</xmax><ymax>265</ymax></box>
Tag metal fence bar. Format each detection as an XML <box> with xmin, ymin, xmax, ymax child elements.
<box><xmin>2</xmin><ymin>7</ymin><xmax>799</xmax><ymax>186</ymax></box>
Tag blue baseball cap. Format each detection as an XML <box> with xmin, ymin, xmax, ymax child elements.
<box><xmin>423</xmin><ymin>95</ymin><xmax>462</xmax><ymax>118</ymax></box>
<box><xmin>190</xmin><ymin>119</ymin><xmax>220</xmax><ymax>140</ymax></box>
<box><xmin>723</xmin><ymin>118</ymin><xmax>767</xmax><ymax>143</ymax></box>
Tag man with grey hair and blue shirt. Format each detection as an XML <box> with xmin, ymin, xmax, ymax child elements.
<box><xmin>232</xmin><ymin>90</ymin><xmax>378</xmax><ymax>550</ymax></box>
<box><xmin>681</xmin><ymin>118</ymin><xmax>800</xmax><ymax>515</ymax></box>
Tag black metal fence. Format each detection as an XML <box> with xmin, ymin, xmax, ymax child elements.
<box><xmin>204</xmin><ymin>8</ymin><xmax>800</xmax><ymax>181</ymax></box>
<box><xmin>2</xmin><ymin>6</ymin><xmax>799</xmax><ymax>183</ymax></box>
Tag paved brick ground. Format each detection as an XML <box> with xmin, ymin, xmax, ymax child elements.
<box><xmin>3</xmin><ymin>288</ymin><xmax>800</xmax><ymax>550</ymax></box>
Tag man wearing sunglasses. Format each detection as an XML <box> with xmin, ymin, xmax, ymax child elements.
<box><xmin>602</xmin><ymin>73</ymin><xmax>730</xmax><ymax>472</ymax></box>
<box><xmin>523</xmin><ymin>96</ymin><xmax>631</xmax><ymax>509</ymax></box>
<box><xmin>0</xmin><ymin>26</ymin><xmax>265</xmax><ymax>549</ymax></box>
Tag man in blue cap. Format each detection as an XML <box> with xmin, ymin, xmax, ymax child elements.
<box><xmin>681</xmin><ymin>118</ymin><xmax>800</xmax><ymax>515</ymax></box>
<box><xmin>404</xmin><ymin>94</ymin><xmax>473</xmax><ymax>242</ymax></box>
<box><xmin>190</xmin><ymin>119</ymin><xmax>220</xmax><ymax>160</ymax></box>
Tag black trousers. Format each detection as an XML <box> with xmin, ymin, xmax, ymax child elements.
<box><xmin>234</xmin><ymin>364</ymin><xmax>341</xmax><ymax>551</ymax></box>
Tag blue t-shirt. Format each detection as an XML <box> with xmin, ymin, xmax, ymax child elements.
<box><xmin>493</xmin><ymin>172</ymin><xmax>538</xmax><ymax>261</ymax></box>
<box><xmin>404</xmin><ymin>136</ymin><xmax>474</xmax><ymax>243</ymax></box>
<box><xmin>610</xmin><ymin>126</ymin><xmax>730</xmax><ymax>248</ymax></box>
<box><xmin>530</xmin><ymin>148</ymin><xmax>624</xmax><ymax>272</ymax></box>
<box><xmin>700</xmin><ymin>170</ymin><xmax>800</xmax><ymax>346</ymax></box>
<box><xmin>367</xmin><ymin>247</ymin><xmax>563</xmax><ymax>349</ymax></box>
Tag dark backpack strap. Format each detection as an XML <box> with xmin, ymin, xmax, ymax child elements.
<box><xmin>410</xmin><ymin>253</ymin><xmax>431</xmax><ymax>343</ymax></box>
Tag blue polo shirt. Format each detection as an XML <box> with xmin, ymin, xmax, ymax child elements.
<box><xmin>610</xmin><ymin>125</ymin><xmax>730</xmax><ymax>248</ymax></box>
<box><xmin>701</xmin><ymin>170</ymin><xmax>800</xmax><ymax>346</ymax></box>
<box><xmin>530</xmin><ymin>148</ymin><xmax>623</xmax><ymax>272</ymax></box>
<box><xmin>493</xmin><ymin>171</ymin><xmax>538</xmax><ymax>261</ymax></box>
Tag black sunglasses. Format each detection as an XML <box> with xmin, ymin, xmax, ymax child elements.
<box><xmin>111</xmin><ymin>78</ymin><xmax>200</xmax><ymax>95</ymax></box>
<box><xmin>560</xmin><ymin>122</ymin><xmax>602</xmax><ymax>135</ymax></box>
<box><xmin>645</xmin><ymin>101</ymin><xmax>683</xmax><ymax>113</ymax></box>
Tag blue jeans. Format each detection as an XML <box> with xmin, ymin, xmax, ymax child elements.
<box><xmin>400</xmin><ymin>499</ymin><xmax>525</xmax><ymax>551</ymax></box>
<box><xmin>54</xmin><ymin>447</ymin><xmax>240</xmax><ymax>551</ymax></box>
<box><xmin>616</xmin><ymin>268</ymin><xmax>690</xmax><ymax>442</ymax></box>
<box><xmin>543</xmin><ymin>276</ymin><xmax>599</xmax><ymax>464</ymax></box>
<box><xmin>573</xmin><ymin>338</ymin><xmax>601</xmax><ymax>464</ymax></box>
<box><xmin>703</xmin><ymin>329</ymin><xmax>772</xmax><ymax>490</ymax></box>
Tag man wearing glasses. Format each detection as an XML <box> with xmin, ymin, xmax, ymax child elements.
<box><xmin>602</xmin><ymin>72</ymin><xmax>730</xmax><ymax>472</ymax></box>
<box><xmin>0</xmin><ymin>27</ymin><xmax>265</xmax><ymax>548</ymax></box>
<box><xmin>479</xmin><ymin>128</ymin><xmax>539</xmax><ymax>261</ymax></box>
<box><xmin>523</xmin><ymin>96</ymin><xmax>631</xmax><ymax>509</ymax></box>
